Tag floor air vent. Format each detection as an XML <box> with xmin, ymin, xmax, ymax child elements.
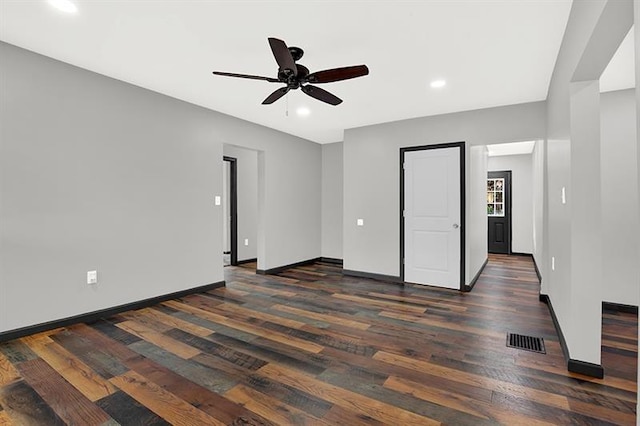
<box><xmin>506</xmin><ymin>333</ymin><xmax>546</xmax><ymax>354</ymax></box>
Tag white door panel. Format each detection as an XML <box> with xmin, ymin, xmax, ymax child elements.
<box><xmin>404</xmin><ymin>147</ymin><xmax>461</xmax><ymax>289</ymax></box>
<box><xmin>413</xmin><ymin>231</ymin><xmax>448</xmax><ymax>270</ymax></box>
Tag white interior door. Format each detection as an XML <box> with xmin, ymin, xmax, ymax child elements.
<box><xmin>404</xmin><ymin>147</ymin><xmax>461</xmax><ymax>289</ymax></box>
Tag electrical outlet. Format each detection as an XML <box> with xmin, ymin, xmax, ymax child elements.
<box><xmin>215</xmin><ymin>196</ymin><xmax>221</xmax><ymax>206</ymax></box>
<box><xmin>357</xmin><ymin>219</ymin><xmax>364</xmax><ymax>226</ymax></box>
<box><xmin>561</xmin><ymin>187</ymin><xmax>566</xmax><ymax>204</ymax></box>
<box><xmin>244</xmin><ymin>239</ymin><xmax>249</xmax><ymax>246</ymax></box>
<box><xmin>87</xmin><ymin>270</ymin><xmax>98</xmax><ymax>285</ymax></box>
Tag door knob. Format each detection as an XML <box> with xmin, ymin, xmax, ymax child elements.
<box><xmin>453</xmin><ymin>223</ymin><xmax>459</xmax><ymax>229</ymax></box>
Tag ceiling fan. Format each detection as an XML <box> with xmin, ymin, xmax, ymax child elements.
<box><xmin>212</xmin><ymin>37</ymin><xmax>369</xmax><ymax>106</ymax></box>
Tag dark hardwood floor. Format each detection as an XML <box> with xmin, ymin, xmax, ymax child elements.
<box><xmin>0</xmin><ymin>254</ymin><xmax>636</xmax><ymax>425</ymax></box>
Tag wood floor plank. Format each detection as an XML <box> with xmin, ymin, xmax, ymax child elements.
<box><xmin>88</xmin><ymin>319</ymin><xmax>143</xmax><ymax>346</ymax></box>
<box><xmin>273</xmin><ymin>304</ymin><xmax>371</xmax><ymax>330</ymax></box>
<box><xmin>203</xmin><ymin>333</ymin><xmax>327</xmax><ymax>376</ymax></box>
<box><xmin>0</xmin><ymin>341</ymin><xmax>38</xmax><ymax>364</ymax></box>
<box><xmin>109</xmin><ymin>370</ymin><xmax>226</xmax><ymax>426</ymax></box>
<box><xmin>258</xmin><ymin>363</ymin><xmax>441</xmax><ymax>426</ymax></box>
<box><xmin>50</xmin><ymin>330</ymin><xmax>130</xmax><ymax>379</ymax></box>
<box><xmin>0</xmin><ymin>380</ymin><xmax>65</xmax><ymax>426</ymax></box>
<box><xmin>16</xmin><ymin>358</ymin><xmax>112</xmax><ymax>425</ymax></box>
<box><xmin>128</xmin><ymin>340</ymin><xmax>238</xmax><ymax>394</ymax></box>
<box><xmin>225</xmin><ymin>383</ymin><xmax>326</xmax><ymax>425</ymax></box>
<box><xmin>379</xmin><ymin>310</ymin><xmax>505</xmax><ymax>339</ymax></box>
<box><xmin>367</xmin><ymin>292</ymin><xmax>468</xmax><ymax>312</ymax></box>
<box><xmin>232</xmin><ymin>281</ymin><xmax>297</xmax><ymax>298</ymax></box>
<box><xmin>321</xmin><ymin>404</ymin><xmax>386</xmax><ymax>426</ymax></box>
<box><xmin>144</xmin><ymin>307</ymin><xmax>214</xmax><ymax>337</ymax></box>
<box><xmin>0</xmin><ymin>409</ymin><xmax>12</xmax><ymax>426</ymax></box>
<box><xmin>373</xmin><ymin>350</ymin><xmax>571</xmax><ymax>411</ymax></box>
<box><xmin>21</xmin><ymin>336</ymin><xmax>117</xmax><ymax>402</ymax></box>
<box><xmin>384</xmin><ymin>375</ymin><xmax>555</xmax><ymax>426</ymax></box>
<box><xmin>115</xmin><ymin>320</ymin><xmax>200</xmax><ymax>359</ymax></box>
<box><xmin>384</xmin><ymin>375</ymin><xmax>490</xmax><ymax>420</ymax></box>
<box><xmin>243</xmin><ymin>373</ymin><xmax>333</xmax><ymax>419</ymax></box>
<box><xmin>96</xmin><ymin>390</ymin><xmax>170</xmax><ymax>426</ymax></box>
<box><xmin>166</xmin><ymin>329</ymin><xmax>268</xmax><ymax>372</ymax></box>
<box><xmin>333</xmin><ymin>293</ymin><xmax>427</xmax><ymax>314</ymax></box>
<box><xmin>126</xmin><ymin>354</ymin><xmax>274</xmax><ymax>425</ymax></box>
<box><xmin>0</xmin><ymin>352</ymin><xmax>19</xmax><ymax>387</ymax></box>
<box><xmin>164</xmin><ymin>300</ymin><xmax>325</xmax><ymax>353</ymax></box>
<box><xmin>215</xmin><ymin>302</ymin><xmax>308</xmax><ymax>329</ymax></box>
<box><xmin>567</xmin><ymin>396</ymin><xmax>636</xmax><ymax>425</ymax></box>
<box><xmin>119</xmin><ymin>310</ymin><xmax>174</xmax><ymax>334</ymax></box>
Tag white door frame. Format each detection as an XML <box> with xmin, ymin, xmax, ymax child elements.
<box><xmin>400</xmin><ymin>142</ymin><xmax>466</xmax><ymax>291</ymax></box>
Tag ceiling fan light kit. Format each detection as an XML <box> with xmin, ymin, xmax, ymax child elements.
<box><xmin>213</xmin><ymin>37</ymin><xmax>369</xmax><ymax>106</ymax></box>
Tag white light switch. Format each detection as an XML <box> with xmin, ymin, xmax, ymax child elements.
<box><xmin>551</xmin><ymin>257</ymin><xmax>555</xmax><ymax>271</ymax></box>
<box><xmin>357</xmin><ymin>219</ymin><xmax>364</xmax><ymax>226</ymax></box>
<box><xmin>244</xmin><ymin>239</ymin><xmax>249</xmax><ymax>246</ymax></box>
<box><xmin>215</xmin><ymin>196</ymin><xmax>221</xmax><ymax>206</ymax></box>
<box><xmin>87</xmin><ymin>270</ymin><xmax>98</xmax><ymax>285</ymax></box>
<box><xmin>561</xmin><ymin>187</ymin><xmax>566</xmax><ymax>204</ymax></box>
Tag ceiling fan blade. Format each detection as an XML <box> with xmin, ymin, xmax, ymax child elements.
<box><xmin>262</xmin><ymin>87</ymin><xmax>290</xmax><ymax>104</ymax></box>
<box><xmin>306</xmin><ymin>65</ymin><xmax>369</xmax><ymax>84</ymax></box>
<box><xmin>268</xmin><ymin>38</ymin><xmax>297</xmax><ymax>76</ymax></box>
<box><xmin>301</xmin><ymin>85</ymin><xmax>342</xmax><ymax>105</ymax></box>
<box><xmin>213</xmin><ymin>71</ymin><xmax>279</xmax><ymax>83</ymax></box>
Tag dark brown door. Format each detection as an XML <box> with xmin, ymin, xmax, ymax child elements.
<box><xmin>487</xmin><ymin>170</ymin><xmax>511</xmax><ymax>254</ymax></box>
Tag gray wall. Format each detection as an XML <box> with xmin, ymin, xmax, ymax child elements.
<box><xmin>223</xmin><ymin>144</ymin><xmax>258</xmax><ymax>262</ymax></box>
<box><xmin>600</xmin><ymin>89</ymin><xmax>638</xmax><ymax>306</ymax></box>
<box><xmin>469</xmin><ymin>145</ymin><xmax>488</xmax><ymax>282</ymax></box>
<box><xmin>321</xmin><ymin>142</ymin><xmax>343</xmax><ymax>259</ymax></box>
<box><xmin>342</xmin><ymin>101</ymin><xmax>546</xmax><ymax>281</ymax></box>
<box><xmin>0</xmin><ymin>42</ymin><xmax>321</xmax><ymax>333</ymax></box>
<box><xmin>488</xmin><ymin>153</ymin><xmax>534</xmax><ymax>254</ymax></box>
<box><xmin>532</xmin><ymin>140</ymin><xmax>545</xmax><ymax>285</ymax></box>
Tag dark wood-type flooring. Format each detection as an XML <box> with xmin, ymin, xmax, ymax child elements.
<box><xmin>0</xmin><ymin>254</ymin><xmax>636</xmax><ymax>425</ymax></box>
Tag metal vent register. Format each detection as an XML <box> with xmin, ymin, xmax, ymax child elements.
<box><xmin>506</xmin><ymin>333</ymin><xmax>546</xmax><ymax>354</ymax></box>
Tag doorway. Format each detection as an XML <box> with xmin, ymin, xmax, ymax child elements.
<box><xmin>223</xmin><ymin>144</ymin><xmax>260</xmax><ymax>270</ymax></box>
<box><xmin>400</xmin><ymin>142</ymin><xmax>465</xmax><ymax>290</ymax></box>
<box><xmin>223</xmin><ymin>156</ymin><xmax>238</xmax><ymax>266</ymax></box>
<box><xmin>487</xmin><ymin>170</ymin><xmax>511</xmax><ymax>254</ymax></box>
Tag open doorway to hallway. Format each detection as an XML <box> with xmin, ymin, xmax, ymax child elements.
<box><xmin>484</xmin><ymin>140</ymin><xmax>540</xmax><ymax>259</ymax></box>
<box><xmin>223</xmin><ymin>156</ymin><xmax>237</xmax><ymax>266</ymax></box>
<box><xmin>223</xmin><ymin>144</ymin><xmax>260</xmax><ymax>271</ymax></box>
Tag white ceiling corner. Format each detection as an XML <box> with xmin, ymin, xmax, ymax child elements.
<box><xmin>600</xmin><ymin>25</ymin><xmax>635</xmax><ymax>93</ymax></box>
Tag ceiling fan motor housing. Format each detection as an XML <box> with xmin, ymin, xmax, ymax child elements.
<box><xmin>288</xmin><ymin>46</ymin><xmax>304</xmax><ymax>61</ymax></box>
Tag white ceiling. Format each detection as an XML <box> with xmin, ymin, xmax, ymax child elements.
<box><xmin>1</xmin><ymin>0</ymin><xmax>574</xmax><ymax>144</ymax></box>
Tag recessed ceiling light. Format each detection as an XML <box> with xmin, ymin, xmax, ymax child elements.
<box><xmin>296</xmin><ymin>107</ymin><xmax>310</xmax><ymax>117</ymax></box>
<box><xmin>430</xmin><ymin>79</ymin><xmax>446</xmax><ymax>89</ymax></box>
<box><xmin>48</xmin><ymin>0</ymin><xmax>77</xmax><ymax>14</ymax></box>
